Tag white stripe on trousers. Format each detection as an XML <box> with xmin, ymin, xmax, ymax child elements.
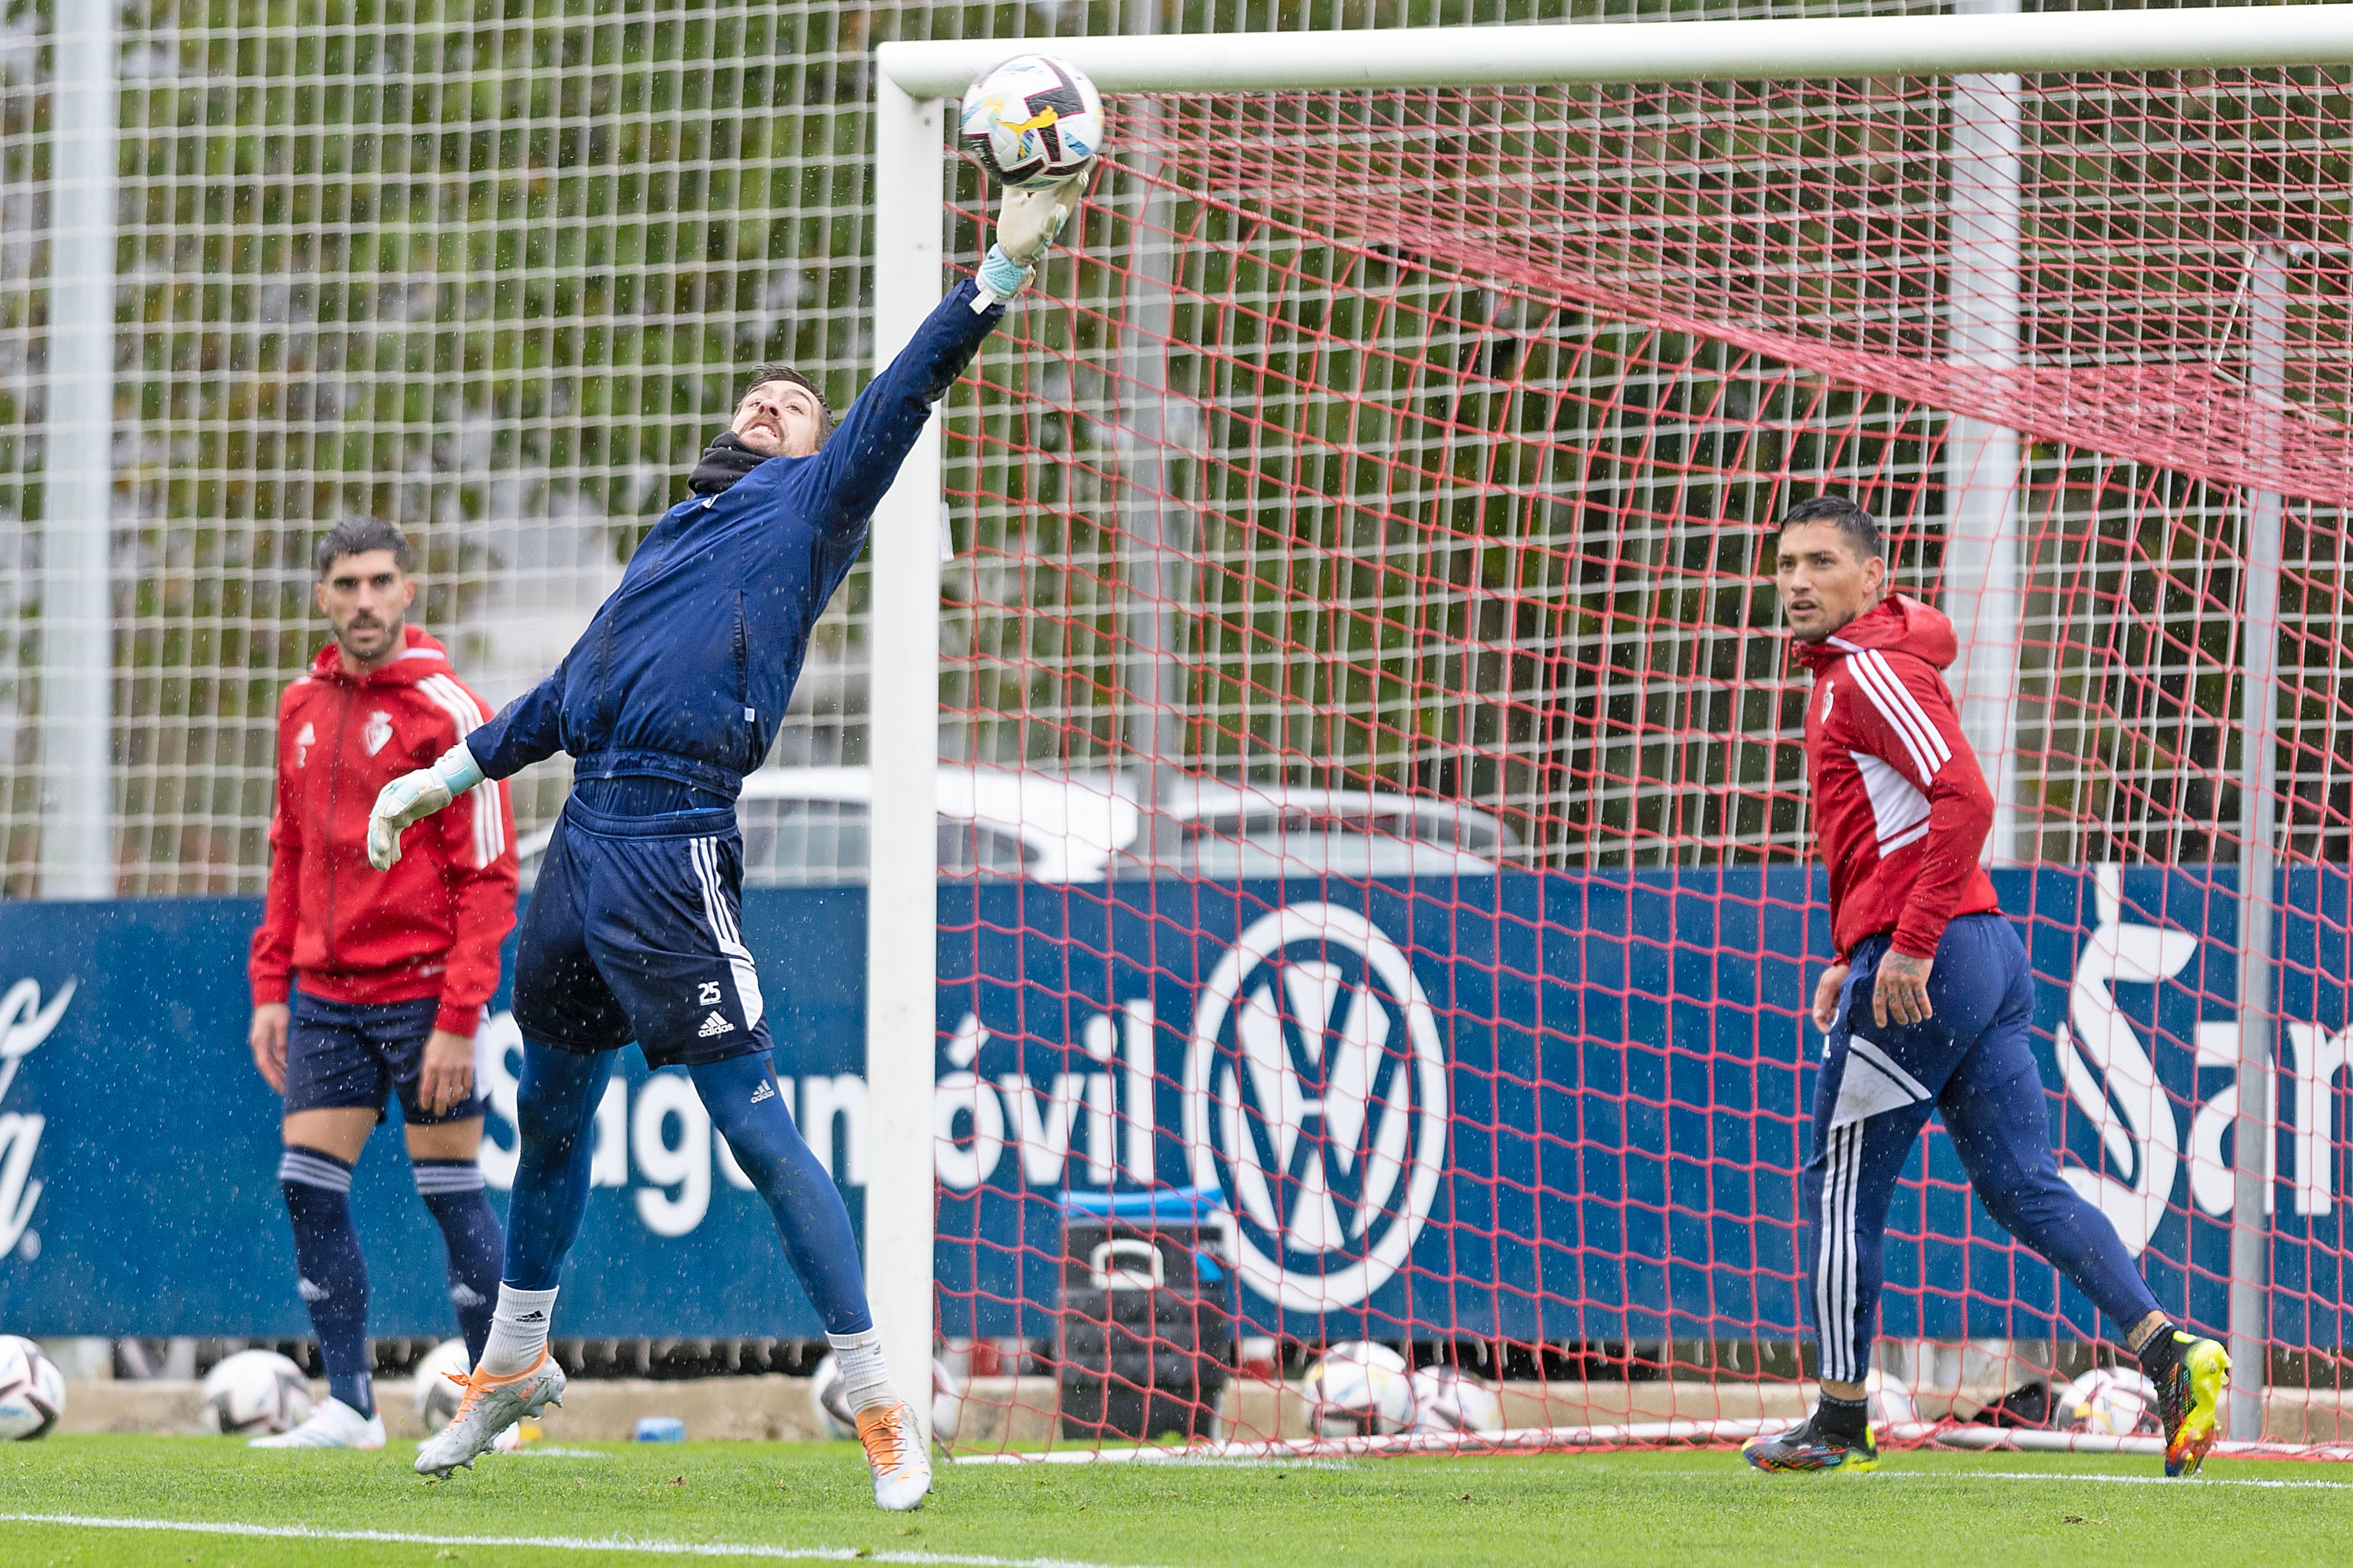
<box><xmin>689</xmin><ymin>836</ymin><xmax>765</xmax><ymax>1032</ymax></box>
<box><xmin>1815</xmin><ymin>1121</ymin><xmax>1867</xmax><ymax>1384</ymax></box>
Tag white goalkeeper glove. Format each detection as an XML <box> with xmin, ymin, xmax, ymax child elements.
<box><xmin>974</xmin><ymin>172</ymin><xmax>1089</xmax><ymax>309</ymax></box>
<box><xmin>366</xmin><ymin>741</ymin><xmax>486</xmax><ymax>871</ymax></box>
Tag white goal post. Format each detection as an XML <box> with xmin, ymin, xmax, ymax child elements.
<box><xmin>863</xmin><ymin>6</ymin><xmax>2353</xmax><ymax>1441</ymax></box>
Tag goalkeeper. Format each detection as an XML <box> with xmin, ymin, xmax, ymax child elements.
<box><xmin>1744</xmin><ymin>496</ymin><xmax>2230</xmax><ymax>1479</ymax></box>
<box><xmin>367</xmin><ymin>177</ymin><xmax>1085</xmax><ymax>1508</ymax></box>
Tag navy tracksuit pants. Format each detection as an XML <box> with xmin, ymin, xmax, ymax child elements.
<box><xmin>1805</xmin><ymin>912</ymin><xmax>2161</xmax><ymax>1382</ymax></box>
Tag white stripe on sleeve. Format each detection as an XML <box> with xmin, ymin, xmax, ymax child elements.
<box><xmin>418</xmin><ymin>675</ymin><xmax>505</xmax><ymax>868</ymax></box>
<box><xmin>1855</xmin><ymin>651</ymin><xmax>1951</xmax><ymax>770</ymax></box>
<box><xmin>1842</xmin><ymin>651</ymin><xmax>1940</xmax><ymax>785</ymax></box>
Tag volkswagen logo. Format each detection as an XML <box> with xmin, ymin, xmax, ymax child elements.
<box><xmin>1184</xmin><ymin>903</ymin><xmax>1447</xmax><ymax>1311</ymax></box>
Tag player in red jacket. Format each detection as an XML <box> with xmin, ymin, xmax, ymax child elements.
<box><xmin>246</xmin><ymin>518</ymin><xmax>518</xmax><ymax>1449</ymax></box>
<box><xmin>1741</xmin><ymin>497</ymin><xmax>2229</xmax><ymax>1479</ymax></box>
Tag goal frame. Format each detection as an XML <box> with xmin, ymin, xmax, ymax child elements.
<box><xmin>864</xmin><ymin>5</ymin><xmax>2353</xmax><ymax>1442</ymax></box>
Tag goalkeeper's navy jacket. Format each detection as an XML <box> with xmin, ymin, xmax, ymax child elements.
<box><xmin>466</xmin><ymin>279</ymin><xmax>1004</xmax><ymax>799</ymax></box>
<box><xmin>1792</xmin><ymin>594</ymin><xmax>2001</xmax><ymax>962</ymax></box>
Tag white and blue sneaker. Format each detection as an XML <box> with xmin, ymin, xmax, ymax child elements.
<box><xmin>249</xmin><ymin>1395</ymin><xmax>386</xmax><ymax>1449</ymax></box>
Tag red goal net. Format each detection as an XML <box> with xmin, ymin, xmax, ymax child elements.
<box><xmin>926</xmin><ymin>66</ymin><xmax>2353</xmax><ymax>1460</ymax></box>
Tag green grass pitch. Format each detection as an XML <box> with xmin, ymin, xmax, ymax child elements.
<box><xmin>1</xmin><ymin>1437</ymin><xmax>2349</xmax><ymax>1567</ymax></box>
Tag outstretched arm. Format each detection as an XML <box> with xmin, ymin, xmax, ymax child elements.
<box><xmin>365</xmin><ymin>635</ymin><xmax>583</xmax><ymax>873</ymax></box>
<box><xmin>464</xmin><ymin>657</ymin><xmax>569</xmax><ymax>782</ymax></box>
<box><xmin>807</xmin><ymin>176</ymin><xmax>1087</xmax><ymax>531</ymax></box>
<box><xmin>367</xmin><ymin>740</ymin><xmax>488</xmax><ymax>873</ymax></box>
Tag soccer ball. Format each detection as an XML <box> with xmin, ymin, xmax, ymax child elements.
<box><xmin>1303</xmin><ymin>1342</ymin><xmax>1414</xmax><ymax>1437</ymax></box>
<box><xmin>2061</xmin><ymin>1367</ymin><xmax>2160</xmax><ymax>1436</ymax></box>
<box><xmin>200</xmin><ymin>1349</ymin><xmax>313</xmax><ymax>1436</ymax></box>
<box><xmin>1864</xmin><ymin>1369</ymin><xmax>1919</xmax><ymax>1429</ymax></box>
<box><xmin>1408</xmin><ymin>1365</ymin><xmax>1504</xmax><ymax>1436</ymax></box>
<box><xmin>929</xmin><ymin>1358</ymin><xmax>965</xmax><ymax>1444</ymax></box>
<box><xmin>413</xmin><ymin>1337</ymin><xmax>472</xmax><ymax>1429</ymax></box>
<box><xmin>808</xmin><ymin>1354</ymin><xmax>964</xmax><ymax>1444</ymax></box>
<box><xmin>959</xmin><ymin>55</ymin><xmax>1105</xmax><ymax>190</ymax></box>
<box><xmin>0</xmin><ymin>1337</ymin><xmax>64</xmax><ymax>1440</ymax></box>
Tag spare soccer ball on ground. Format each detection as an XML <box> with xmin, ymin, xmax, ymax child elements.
<box><xmin>200</xmin><ymin>1349</ymin><xmax>313</xmax><ymax>1436</ymax></box>
<box><xmin>1408</xmin><ymin>1365</ymin><xmax>1505</xmax><ymax>1436</ymax></box>
<box><xmin>808</xmin><ymin>1354</ymin><xmax>965</xmax><ymax>1444</ymax></box>
<box><xmin>2061</xmin><ymin>1367</ymin><xmax>2160</xmax><ymax>1436</ymax></box>
<box><xmin>1864</xmin><ymin>1369</ymin><xmax>1919</xmax><ymax>1430</ymax></box>
<box><xmin>413</xmin><ymin>1336</ymin><xmax>474</xmax><ymax>1430</ymax></box>
<box><xmin>0</xmin><ymin>1336</ymin><xmax>64</xmax><ymax>1440</ymax></box>
<box><xmin>1303</xmin><ymin>1342</ymin><xmax>1414</xmax><ymax>1437</ymax></box>
<box><xmin>959</xmin><ymin>54</ymin><xmax>1104</xmax><ymax>189</ymax></box>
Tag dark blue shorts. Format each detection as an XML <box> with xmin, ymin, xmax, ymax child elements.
<box><xmin>283</xmin><ymin>990</ymin><xmax>486</xmax><ymax>1125</ymax></box>
<box><xmin>511</xmin><ymin>797</ymin><xmax>772</xmax><ymax>1070</ymax></box>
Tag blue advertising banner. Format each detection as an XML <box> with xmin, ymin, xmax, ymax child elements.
<box><xmin>0</xmin><ymin>868</ymin><xmax>2344</xmax><ymax>1344</ymax></box>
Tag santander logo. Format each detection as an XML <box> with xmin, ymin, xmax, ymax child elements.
<box><xmin>0</xmin><ymin>977</ymin><xmax>75</xmax><ymax>1263</ymax></box>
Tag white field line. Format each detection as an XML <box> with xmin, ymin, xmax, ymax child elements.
<box><xmin>1882</xmin><ymin>1470</ymin><xmax>2353</xmax><ymax>1491</ymax></box>
<box><xmin>0</xmin><ymin>1514</ymin><xmax>1164</xmax><ymax>1568</ymax></box>
<box><xmin>951</xmin><ymin>1421</ymin><xmax>2353</xmax><ymax>1470</ymax></box>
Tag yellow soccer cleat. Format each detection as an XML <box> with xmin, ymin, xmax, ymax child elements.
<box><xmin>2149</xmin><ymin>1333</ymin><xmax>2230</xmax><ymax>1479</ymax></box>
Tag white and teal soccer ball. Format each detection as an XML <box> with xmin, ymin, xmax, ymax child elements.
<box><xmin>1864</xmin><ymin>1369</ymin><xmax>1918</xmax><ymax>1429</ymax></box>
<box><xmin>0</xmin><ymin>1336</ymin><xmax>64</xmax><ymax>1440</ymax></box>
<box><xmin>200</xmin><ymin>1349</ymin><xmax>312</xmax><ymax>1436</ymax></box>
<box><xmin>808</xmin><ymin>1354</ymin><xmax>965</xmax><ymax>1444</ymax></box>
<box><xmin>959</xmin><ymin>55</ymin><xmax>1105</xmax><ymax>190</ymax></box>
<box><xmin>413</xmin><ymin>1337</ymin><xmax>473</xmax><ymax>1429</ymax></box>
<box><xmin>1304</xmin><ymin>1342</ymin><xmax>1414</xmax><ymax>1437</ymax></box>
<box><xmin>2061</xmin><ymin>1367</ymin><xmax>2160</xmax><ymax>1436</ymax></box>
<box><xmin>1408</xmin><ymin>1365</ymin><xmax>1504</xmax><ymax>1436</ymax></box>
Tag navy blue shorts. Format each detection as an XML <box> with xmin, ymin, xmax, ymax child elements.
<box><xmin>511</xmin><ymin>797</ymin><xmax>771</xmax><ymax>1069</ymax></box>
<box><xmin>283</xmin><ymin>990</ymin><xmax>486</xmax><ymax>1125</ymax></box>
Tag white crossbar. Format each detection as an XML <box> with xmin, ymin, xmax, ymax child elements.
<box><xmin>880</xmin><ymin>6</ymin><xmax>2353</xmax><ymax>98</ymax></box>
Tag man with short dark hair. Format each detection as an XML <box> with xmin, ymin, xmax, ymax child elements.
<box><xmin>369</xmin><ymin>175</ymin><xmax>1087</xmax><ymax>1506</ymax></box>
<box><xmin>246</xmin><ymin>516</ymin><xmax>518</xmax><ymax>1449</ymax></box>
<box><xmin>1742</xmin><ymin>495</ymin><xmax>2229</xmax><ymax>1477</ymax></box>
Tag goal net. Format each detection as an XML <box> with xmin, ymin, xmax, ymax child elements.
<box><xmin>923</xmin><ymin>52</ymin><xmax>2353</xmax><ymax>1458</ymax></box>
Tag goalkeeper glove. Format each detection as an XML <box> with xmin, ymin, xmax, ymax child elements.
<box><xmin>974</xmin><ymin>172</ymin><xmax>1089</xmax><ymax>309</ymax></box>
<box><xmin>366</xmin><ymin>741</ymin><xmax>486</xmax><ymax>871</ymax></box>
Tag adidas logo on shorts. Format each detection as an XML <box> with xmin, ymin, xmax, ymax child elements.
<box><xmin>749</xmin><ymin>1079</ymin><xmax>775</xmax><ymax>1104</ymax></box>
<box><xmin>698</xmin><ymin>1011</ymin><xmax>735</xmax><ymax>1038</ymax></box>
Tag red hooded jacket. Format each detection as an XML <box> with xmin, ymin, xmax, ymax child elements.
<box><xmin>1793</xmin><ymin>595</ymin><xmax>2001</xmax><ymax>961</ymax></box>
<box><xmin>249</xmin><ymin>626</ymin><xmax>518</xmax><ymax>1035</ymax></box>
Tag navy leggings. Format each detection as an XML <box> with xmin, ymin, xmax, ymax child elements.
<box><xmin>502</xmin><ymin>1037</ymin><xmax>875</xmax><ymax>1335</ymax></box>
<box><xmin>1804</xmin><ymin>914</ymin><xmax>2161</xmax><ymax>1382</ymax></box>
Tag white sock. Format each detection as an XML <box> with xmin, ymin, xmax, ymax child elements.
<box><xmin>481</xmin><ymin>1285</ymin><xmax>559</xmax><ymax>1376</ymax></box>
<box><xmin>827</xmin><ymin>1328</ymin><xmax>896</xmax><ymax>1413</ymax></box>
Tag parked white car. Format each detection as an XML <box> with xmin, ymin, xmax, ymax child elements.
<box><xmin>1155</xmin><ymin>778</ymin><xmax>1517</xmax><ymax>880</ymax></box>
<box><xmin>515</xmin><ymin>767</ymin><xmax>1513</xmax><ymax>889</ymax></box>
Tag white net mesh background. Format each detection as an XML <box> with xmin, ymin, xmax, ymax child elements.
<box><xmin>6</xmin><ymin>0</ymin><xmax>1955</xmax><ymax>895</ymax></box>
